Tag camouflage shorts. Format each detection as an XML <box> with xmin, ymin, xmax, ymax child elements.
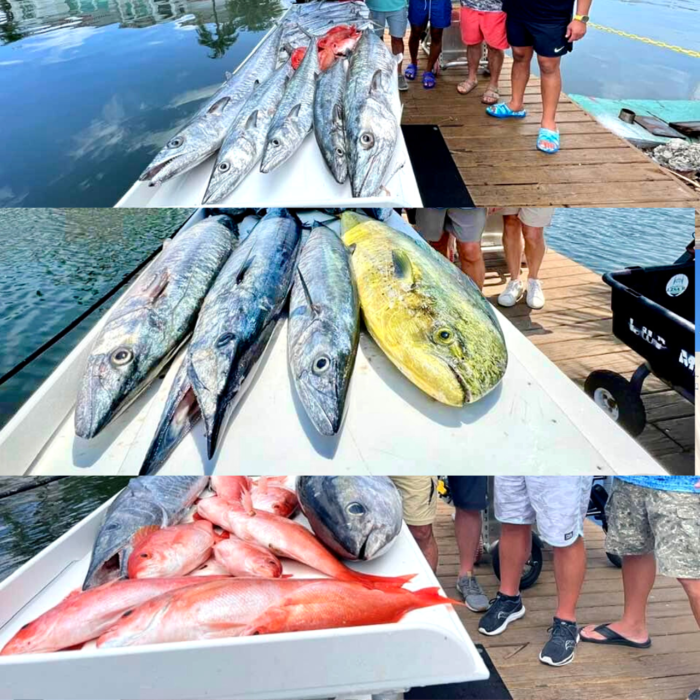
<box><xmin>605</xmin><ymin>480</ymin><xmax>700</xmax><ymax>579</ymax></box>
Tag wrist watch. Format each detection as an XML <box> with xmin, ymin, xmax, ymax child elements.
<box><xmin>574</xmin><ymin>14</ymin><xmax>590</xmax><ymax>22</ymax></box>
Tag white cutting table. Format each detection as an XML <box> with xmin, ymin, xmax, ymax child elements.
<box><xmin>0</xmin><ymin>496</ymin><xmax>487</xmax><ymax>700</ymax></box>
<box><xmin>0</xmin><ymin>210</ymin><xmax>665</xmax><ymax>475</ymax></box>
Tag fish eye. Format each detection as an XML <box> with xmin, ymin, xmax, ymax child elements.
<box><xmin>216</xmin><ymin>332</ymin><xmax>235</xmax><ymax>347</ymax></box>
<box><xmin>122</xmin><ymin>610</ymin><xmax>134</xmax><ymax>618</ymax></box>
<box><xmin>110</xmin><ymin>347</ymin><xmax>133</xmax><ymax>367</ymax></box>
<box><xmin>312</xmin><ymin>355</ymin><xmax>331</xmax><ymax>374</ymax></box>
<box><xmin>167</xmin><ymin>136</ymin><xmax>183</xmax><ymax>149</ymax></box>
<box><xmin>336</xmin><ymin>147</ymin><xmax>344</xmax><ymax>156</ymax></box>
<box><xmin>218</xmin><ymin>161</ymin><xmax>230</xmax><ymax>172</ymax></box>
<box><xmin>434</xmin><ymin>328</ymin><xmax>454</xmax><ymax>345</ymax></box>
<box><xmin>271</xmin><ymin>138</ymin><xmax>280</xmax><ymax>147</ymax></box>
<box><xmin>346</xmin><ymin>502</ymin><xmax>366</xmax><ymax>515</ymax></box>
<box><xmin>360</xmin><ymin>132</ymin><xmax>374</xmax><ymax>149</ymax></box>
<box><xmin>140</xmin><ymin>553</ymin><xmax>149</xmax><ymax>558</ymax></box>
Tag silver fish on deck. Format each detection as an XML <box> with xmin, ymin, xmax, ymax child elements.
<box><xmin>260</xmin><ymin>39</ymin><xmax>320</xmax><ymax>174</ymax></box>
<box><xmin>288</xmin><ymin>222</ymin><xmax>359</xmax><ymax>436</ymax></box>
<box><xmin>313</xmin><ymin>58</ymin><xmax>348</xmax><ymax>184</ymax></box>
<box><xmin>203</xmin><ymin>61</ymin><xmax>294</xmax><ymax>204</ymax></box>
<box><xmin>345</xmin><ymin>31</ymin><xmax>399</xmax><ymax>197</ymax></box>
<box><xmin>139</xmin><ymin>24</ymin><xmax>284</xmax><ymax>186</ymax></box>
<box><xmin>83</xmin><ymin>476</ymin><xmax>208</xmax><ymax>589</ymax></box>
<box><xmin>74</xmin><ymin>216</ymin><xmax>235</xmax><ymax>440</ymax></box>
<box><xmin>296</xmin><ymin>476</ymin><xmax>403</xmax><ymax>560</ymax></box>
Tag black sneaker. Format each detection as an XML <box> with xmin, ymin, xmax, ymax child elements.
<box><xmin>539</xmin><ymin>617</ymin><xmax>580</xmax><ymax>667</ymax></box>
<box><xmin>687</xmin><ymin>689</ymin><xmax>700</xmax><ymax>700</ymax></box>
<box><xmin>478</xmin><ymin>592</ymin><xmax>525</xmax><ymax>636</ymax></box>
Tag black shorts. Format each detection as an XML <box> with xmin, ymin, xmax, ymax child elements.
<box><xmin>506</xmin><ymin>15</ymin><xmax>572</xmax><ymax>57</ymax></box>
<box><xmin>449</xmin><ymin>476</ymin><xmax>488</xmax><ymax>511</ymax></box>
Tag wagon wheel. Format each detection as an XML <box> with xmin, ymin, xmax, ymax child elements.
<box><xmin>584</xmin><ymin>370</ymin><xmax>647</xmax><ymax>437</ymax></box>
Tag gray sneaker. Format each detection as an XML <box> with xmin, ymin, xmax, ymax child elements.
<box><xmin>456</xmin><ymin>575</ymin><xmax>490</xmax><ymax>612</ymax></box>
<box><xmin>687</xmin><ymin>689</ymin><xmax>700</xmax><ymax>700</ymax></box>
<box><xmin>397</xmin><ymin>74</ymin><xmax>409</xmax><ymax>92</ymax></box>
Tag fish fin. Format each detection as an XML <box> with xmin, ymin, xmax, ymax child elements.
<box><xmin>287</xmin><ymin>103</ymin><xmax>302</xmax><ymax>120</ymax></box>
<box><xmin>295</xmin><ymin>267</ymin><xmax>319</xmax><ymax>316</ymax></box>
<box><xmin>235</xmin><ymin>251</ymin><xmax>255</xmax><ymax>286</ymax></box>
<box><xmin>351</xmin><ymin>571</ymin><xmax>417</xmax><ymax>589</ymax></box>
<box><xmin>240</xmin><ymin>488</ymin><xmax>256</xmax><ymax>517</ymax></box>
<box><xmin>331</xmin><ymin>103</ymin><xmax>343</xmax><ymax>127</ymax></box>
<box><xmin>144</xmin><ymin>268</ymin><xmax>170</xmax><ymax>303</ymax></box>
<box><xmin>391</xmin><ymin>249</ymin><xmax>414</xmax><ymax>285</ymax></box>
<box><xmin>255</xmin><ymin>476</ymin><xmax>270</xmax><ymax>493</ymax></box>
<box><xmin>207</xmin><ymin>96</ymin><xmax>231</xmax><ymax>116</ymax></box>
<box><xmin>131</xmin><ymin>525</ymin><xmax>160</xmax><ymax>548</ymax></box>
<box><xmin>369</xmin><ymin>69</ymin><xmax>384</xmax><ymax>96</ymax></box>
<box><xmin>244</xmin><ymin>110</ymin><xmax>259</xmax><ymax>130</ymax></box>
<box><xmin>411</xmin><ymin>586</ymin><xmax>463</xmax><ymax>607</ymax></box>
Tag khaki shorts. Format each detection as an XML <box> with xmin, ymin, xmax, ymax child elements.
<box><xmin>500</xmin><ymin>207</ymin><xmax>554</xmax><ymax>228</ymax></box>
<box><xmin>390</xmin><ymin>477</ymin><xmax>438</xmax><ymax>526</ymax></box>
<box><xmin>605</xmin><ymin>480</ymin><xmax>700</xmax><ymax>579</ymax></box>
<box><xmin>415</xmin><ymin>208</ymin><xmax>487</xmax><ymax>244</ymax></box>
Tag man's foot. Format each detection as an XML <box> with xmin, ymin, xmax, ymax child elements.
<box><xmin>537</xmin><ymin>127</ymin><xmax>560</xmax><ymax>154</ymax></box>
<box><xmin>580</xmin><ymin>622</ymin><xmax>651</xmax><ymax>648</ymax></box>
<box><xmin>481</xmin><ymin>86</ymin><xmax>499</xmax><ymax>105</ymax></box>
<box><xmin>404</xmin><ymin>63</ymin><xmax>418</xmax><ymax>80</ymax></box>
<box><xmin>397</xmin><ymin>74</ymin><xmax>408</xmax><ymax>91</ymax></box>
<box><xmin>422</xmin><ymin>71</ymin><xmax>436</xmax><ymax>89</ymax></box>
<box><xmin>687</xmin><ymin>689</ymin><xmax>700</xmax><ymax>700</ymax></box>
<box><xmin>498</xmin><ymin>279</ymin><xmax>524</xmax><ymax>307</ymax></box>
<box><xmin>486</xmin><ymin>102</ymin><xmax>527</xmax><ymax>119</ymax></box>
<box><xmin>456</xmin><ymin>575</ymin><xmax>490</xmax><ymax>612</ymax></box>
<box><xmin>539</xmin><ymin>617</ymin><xmax>580</xmax><ymax>667</ymax></box>
<box><xmin>457</xmin><ymin>78</ymin><xmax>478</xmax><ymax>95</ymax></box>
<box><xmin>478</xmin><ymin>592</ymin><xmax>525</xmax><ymax>635</ymax></box>
<box><xmin>526</xmin><ymin>278</ymin><xmax>545</xmax><ymax>309</ymax></box>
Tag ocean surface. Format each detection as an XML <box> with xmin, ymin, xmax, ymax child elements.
<box><xmin>0</xmin><ymin>0</ymin><xmax>698</xmax><ymax>207</ymax></box>
<box><xmin>0</xmin><ymin>208</ymin><xmax>194</xmax><ymax>427</ymax></box>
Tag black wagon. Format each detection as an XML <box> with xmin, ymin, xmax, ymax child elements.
<box><xmin>584</xmin><ymin>241</ymin><xmax>695</xmax><ymax>436</ymax></box>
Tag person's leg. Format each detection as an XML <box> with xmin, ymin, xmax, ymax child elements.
<box><xmin>408</xmin><ymin>23</ymin><xmax>425</xmax><ymax>67</ymax></box>
<box><xmin>415</xmin><ymin>208</ymin><xmax>449</xmax><ymax>258</ymax></box>
<box><xmin>455</xmin><ymin>508</ymin><xmax>482</xmax><ymax>577</ymax></box>
<box><xmin>521</xmin><ymin>223</ymin><xmax>545</xmax><ymax>279</ymax></box>
<box><xmin>481</xmin><ymin>10</ymin><xmax>507</xmax><ymax>99</ymax></box>
<box><xmin>537</xmin><ymin>55</ymin><xmax>562</xmax><ymax>134</ymax></box>
<box><xmin>502</xmin><ymin>214</ymin><xmax>523</xmax><ymax>281</ymax></box>
<box><xmin>408</xmin><ymin>524</ymin><xmax>439</xmax><ymax>571</ymax></box>
<box><xmin>498</xmin><ymin>523</ymin><xmax>532</xmax><ymax>596</ymax></box>
<box><xmin>508</xmin><ymin>46</ymin><xmax>533</xmax><ymax>113</ymax></box>
<box><xmin>456</xmin><ymin>242</ymin><xmax>485</xmax><ymax>289</ymax></box>
<box><xmin>486</xmin><ymin>46</ymin><xmax>505</xmax><ymax>92</ymax></box>
<box><xmin>678</xmin><ymin>578</ymin><xmax>700</xmax><ymax>626</ymax></box>
<box><xmin>386</xmin><ymin>7</ymin><xmax>408</xmax><ymax>80</ymax></box>
<box><xmin>426</xmin><ymin>26</ymin><xmax>444</xmax><ymax>74</ymax></box>
<box><xmin>466</xmin><ymin>43</ymin><xmax>482</xmax><ymax>84</ymax></box>
<box><xmin>552</xmin><ymin>536</ymin><xmax>587</xmax><ymax>621</ymax></box>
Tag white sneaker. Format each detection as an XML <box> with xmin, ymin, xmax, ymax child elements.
<box><xmin>527</xmin><ymin>278</ymin><xmax>545</xmax><ymax>309</ymax></box>
<box><xmin>498</xmin><ymin>279</ymin><xmax>524</xmax><ymax>307</ymax></box>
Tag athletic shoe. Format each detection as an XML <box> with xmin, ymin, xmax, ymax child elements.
<box><xmin>397</xmin><ymin>74</ymin><xmax>408</xmax><ymax>92</ymax></box>
<box><xmin>498</xmin><ymin>279</ymin><xmax>524</xmax><ymax>307</ymax></box>
<box><xmin>539</xmin><ymin>617</ymin><xmax>580</xmax><ymax>667</ymax></box>
<box><xmin>527</xmin><ymin>278</ymin><xmax>545</xmax><ymax>309</ymax></box>
<box><xmin>687</xmin><ymin>690</ymin><xmax>700</xmax><ymax>700</ymax></box>
<box><xmin>456</xmin><ymin>576</ymin><xmax>490</xmax><ymax>612</ymax></box>
<box><xmin>478</xmin><ymin>592</ymin><xmax>525</xmax><ymax>635</ymax></box>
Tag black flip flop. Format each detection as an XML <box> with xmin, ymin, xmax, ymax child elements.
<box><xmin>581</xmin><ymin>623</ymin><xmax>651</xmax><ymax>649</ymax></box>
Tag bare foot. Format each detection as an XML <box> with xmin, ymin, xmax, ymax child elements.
<box><xmin>581</xmin><ymin>621</ymin><xmax>649</xmax><ymax>644</ymax></box>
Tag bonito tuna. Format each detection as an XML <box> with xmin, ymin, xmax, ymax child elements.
<box><xmin>75</xmin><ymin>216</ymin><xmax>235</xmax><ymax>439</ymax></box>
<box><xmin>288</xmin><ymin>222</ymin><xmax>359</xmax><ymax>435</ymax></box>
<box><xmin>139</xmin><ymin>24</ymin><xmax>284</xmax><ymax>186</ymax></box>
<box><xmin>341</xmin><ymin>212</ymin><xmax>508</xmax><ymax>405</ymax></box>
<box><xmin>96</xmin><ymin>578</ymin><xmax>457</xmax><ymax>648</ymax></box>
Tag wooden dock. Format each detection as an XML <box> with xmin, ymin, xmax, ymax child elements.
<box><xmin>399</xmin><ymin>54</ymin><xmax>699</xmax><ymax>208</ymax></box>
<box><xmin>481</xmin><ymin>247</ymin><xmax>694</xmax><ymax>475</ymax></box>
<box><xmin>435</xmin><ymin>502</ymin><xmax>700</xmax><ymax>700</ymax></box>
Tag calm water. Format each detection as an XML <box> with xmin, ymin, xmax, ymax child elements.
<box><xmin>0</xmin><ymin>208</ymin><xmax>194</xmax><ymax>426</ymax></box>
<box><xmin>1</xmin><ymin>0</ymin><xmax>699</xmax><ymax>207</ymax></box>
<box><xmin>546</xmin><ymin>207</ymin><xmax>695</xmax><ymax>275</ymax></box>
<box><xmin>0</xmin><ymin>477</ymin><xmax>131</xmax><ymax>581</ymax></box>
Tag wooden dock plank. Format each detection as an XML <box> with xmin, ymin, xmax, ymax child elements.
<box><xmin>435</xmin><ymin>505</ymin><xmax>700</xmax><ymax>700</ymax></box>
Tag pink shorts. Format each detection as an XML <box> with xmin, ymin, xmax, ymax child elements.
<box><xmin>460</xmin><ymin>7</ymin><xmax>509</xmax><ymax>50</ymax></box>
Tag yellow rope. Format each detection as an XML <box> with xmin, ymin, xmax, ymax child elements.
<box><xmin>588</xmin><ymin>22</ymin><xmax>700</xmax><ymax>59</ymax></box>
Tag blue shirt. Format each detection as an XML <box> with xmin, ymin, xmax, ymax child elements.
<box><xmin>616</xmin><ymin>476</ymin><xmax>700</xmax><ymax>493</ymax></box>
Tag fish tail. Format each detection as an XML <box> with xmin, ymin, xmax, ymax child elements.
<box><xmin>348</xmin><ymin>571</ymin><xmax>416</xmax><ymax>588</ymax></box>
<box><xmin>410</xmin><ymin>586</ymin><xmax>463</xmax><ymax>608</ymax></box>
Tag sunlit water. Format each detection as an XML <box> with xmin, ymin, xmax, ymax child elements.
<box><xmin>0</xmin><ymin>208</ymin><xmax>194</xmax><ymax>426</ymax></box>
<box><xmin>0</xmin><ymin>477</ymin><xmax>131</xmax><ymax>581</ymax></box>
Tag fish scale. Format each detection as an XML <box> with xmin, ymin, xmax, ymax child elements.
<box><xmin>287</xmin><ymin>223</ymin><xmax>359</xmax><ymax>436</ymax></box>
<box><xmin>74</xmin><ymin>215</ymin><xmax>235</xmax><ymax>440</ymax></box>
<box><xmin>314</xmin><ymin>58</ymin><xmax>348</xmax><ymax>183</ymax></box>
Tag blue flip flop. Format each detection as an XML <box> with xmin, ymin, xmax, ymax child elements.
<box><xmin>537</xmin><ymin>127</ymin><xmax>560</xmax><ymax>154</ymax></box>
<box><xmin>423</xmin><ymin>71</ymin><xmax>436</xmax><ymax>89</ymax></box>
<box><xmin>486</xmin><ymin>102</ymin><xmax>527</xmax><ymax>119</ymax></box>
<box><xmin>405</xmin><ymin>63</ymin><xmax>417</xmax><ymax>80</ymax></box>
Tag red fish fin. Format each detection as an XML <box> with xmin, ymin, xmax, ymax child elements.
<box><xmin>192</xmin><ymin>512</ymin><xmax>205</xmax><ymax>521</ymax></box>
<box><xmin>240</xmin><ymin>488</ymin><xmax>256</xmax><ymax>517</ymax></box>
<box><xmin>131</xmin><ymin>525</ymin><xmax>160</xmax><ymax>548</ymax></box>
<box><xmin>351</xmin><ymin>572</ymin><xmax>417</xmax><ymax>588</ymax></box>
<box><xmin>411</xmin><ymin>587</ymin><xmax>463</xmax><ymax>608</ymax></box>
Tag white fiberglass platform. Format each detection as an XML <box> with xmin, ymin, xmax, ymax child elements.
<box><xmin>0</xmin><ymin>496</ymin><xmax>486</xmax><ymax>700</ymax></box>
<box><xmin>0</xmin><ymin>211</ymin><xmax>666</xmax><ymax>476</ymax></box>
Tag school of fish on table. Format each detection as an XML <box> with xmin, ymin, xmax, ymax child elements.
<box><xmin>137</xmin><ymin>0</ymin><xmax>401</xmax><ymax>202</ymax></box>
<box><xmin>73</xmin><ymin>209</ymin><xmax>508</xmax><ymax>474</ymax></box>
<box><xmin>1</xmin><ymin>475</ymin><xmax>457</xmax><ymax>654</ymax></box>
<box><xmin>71</xmin><ymin>209</ymin><xmax>508</xmax><ymax>475</ymax></box>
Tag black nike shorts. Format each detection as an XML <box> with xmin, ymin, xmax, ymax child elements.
<box><xmin>506</xmin><ymin>15</ymin><xmax>572</xmax><ymax>57</ymax></box>
<box><xmin>449</xmin><ymin>476</ymin><xmax>488</xmax><ymax>511</ymax></box>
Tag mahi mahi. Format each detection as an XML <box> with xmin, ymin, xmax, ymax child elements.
<box><xmin>74</xmin><ymin>216</ymin><xmax>235</xmax><ymax>439</ymax></box>
<box><xmin>341</xmin><ymin>212</ymin><xmax>507</xmax><ymax>405</ymax></box>
<box><xmin>140</xmin><ymin>24</ymin><xmax>284</xmax><ymax>186</ymax></box>
<box><xmin>288</xmin><ymin>222</ymin><xmax>359</xmax><ymax>435</ymax></box>
<box><xmin>203</xmin><ymin>61</ymin><xmax>294</xmax><ymax>204</ymax></box>
<box><xmin>313</xmin><ymin>57</ymin><xmax>348</xmax><ymax>184</ymax></box>
<box><xmin>296</xmin><ymin>476</ymin><xmax>402</xmax><ymax>560</ymax></box>
<box><xmin>260</xmin><ymin>38</ymin><xmax>320</xmax><ymax>174</ymax></box>
<box><xmin>345</xmin><ymin>30</ymin><xmax>399</xmax><ymax>197</ymax></box>
<box><xmin>83</xmin><ymin>476</ymin><xmax>209</xmax><ymax>590</ymax></box>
